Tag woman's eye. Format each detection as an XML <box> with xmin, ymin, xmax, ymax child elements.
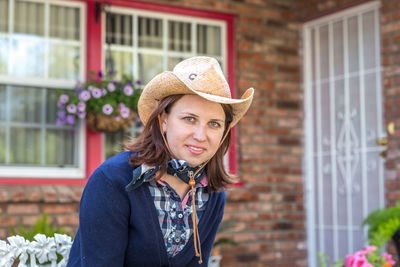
<box><xmin>184</xmin><ymin>117</ymin><xmax>195</xmax><ymax>122</ymax></box>
<box><xmin>209</xmin><ymin>121</ymin><xmax>221</xmax><ymax>128</ymax></box>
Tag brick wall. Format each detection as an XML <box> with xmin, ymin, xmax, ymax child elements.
<box><xmin>380</xmin><ymin>0</ymin><xmax>400</xmax><ymax>207</ymax></box>
<box><xmin>0</xmin><ymin>186</ymin><xmax>82</xmax><ymax>238</ymax></box>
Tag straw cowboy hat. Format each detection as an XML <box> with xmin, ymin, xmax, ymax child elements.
<box><xmin>138</xmin><ymin>56</ymin><xmax>254</xmax><ymax>127</ymax></box>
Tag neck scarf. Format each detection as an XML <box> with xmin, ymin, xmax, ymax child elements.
<box><xmin>125</xmin><ymin>159</ymin><xmax>205</xmax><ymax>192</ymax></box>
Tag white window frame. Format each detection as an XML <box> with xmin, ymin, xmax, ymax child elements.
<box><xmin>0</xmin><ymin>0</ymin><xmax>87</xmax><ymax>179</ymax></box>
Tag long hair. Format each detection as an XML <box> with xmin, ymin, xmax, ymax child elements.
<box><xmin>125</xmin><ymin>94</ymin><xmax>235</xmax><ymax>191</ymax></box>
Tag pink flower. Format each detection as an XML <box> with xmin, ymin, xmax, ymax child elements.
<box><xmin>383</xmin><ymin>253</ymin><xmax>396</xmax><ymax>266</ymax></box>
<box><xmin>363</xmin><ymin>246</ymin><xmax>376</xmax><ymax>254</ymax></box>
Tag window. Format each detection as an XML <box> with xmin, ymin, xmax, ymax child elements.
<box><xmin>0</xmin><ymin>0</ymin><xmax>86</xmax><ymax>178</ymax></box>
<box><xmin>103</xmin><ymin>8</ymin><xmax>226</xmax><ymax>160</ymax></box>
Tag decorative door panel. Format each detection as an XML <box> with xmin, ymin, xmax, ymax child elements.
<box><xmin>303</xmin><ymin>2</ymin><xmax>384</xmax><ymax>266</ymax></box>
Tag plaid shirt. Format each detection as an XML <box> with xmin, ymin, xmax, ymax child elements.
<box><xmin>148</xmin><ymin>176</ymin><xmax>209</xmax><ymax>257</ymax></box>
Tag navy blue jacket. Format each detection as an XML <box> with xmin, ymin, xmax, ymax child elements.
<box><xmin>67</xmin><ymin>151</ymin><xmax>226</xmax><ymax>266</ymax></box>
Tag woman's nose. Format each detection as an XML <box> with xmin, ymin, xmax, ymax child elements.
<box><xmin>193</xmin><ymin>124</ymin><xmax>206</xmax><ymax>141</ymax></box>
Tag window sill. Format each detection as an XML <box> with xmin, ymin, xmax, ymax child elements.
<box><xmin>0</xmin><ymin>166</ymin><xmax>85</xmax><ymax>179</ymax></box>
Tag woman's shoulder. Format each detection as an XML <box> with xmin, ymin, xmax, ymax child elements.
<box><xmin>91</xmin><ymin>151</ymin><xmax>137</xmax><ymax>187</ymax></box>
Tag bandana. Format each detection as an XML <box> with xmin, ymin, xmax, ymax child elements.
<box><xmin>125</xmin><ymin>159</ymin><xmax>205</xmax><ymax>191</ymax></box>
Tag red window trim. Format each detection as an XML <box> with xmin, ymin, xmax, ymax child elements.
<box><xmin>0</xmin><ymin>0</ymin><xmax>237</xmax><ymax>185</ymax></box>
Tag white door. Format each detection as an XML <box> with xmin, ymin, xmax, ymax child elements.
<box><xmin>303</xmin><ymin>1</ymin><xmax>385</xmax><ymax>266</ymax></box>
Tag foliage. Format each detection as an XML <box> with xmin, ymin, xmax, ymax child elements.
<box><xmin>362</xmin><ymin>202</ymin><xmax>400</xmax><ymax>248</ymax></box>
<box><xmin>56</xmin><ymin>70</ymin><xmax>141</xmax><ymax>127</ymax></box>
<box><xmin>10</xmin><ymin>213</ymin><xmax>71</xmax><ymax>241</ymax></box>
<box><xmin>318</xmin><ymin>252</ymin><xmax>343</xmax><ymax>267</ymax></box>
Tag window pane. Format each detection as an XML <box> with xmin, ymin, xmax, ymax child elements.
<box><xmin>0</xmin><ymin>37</ymin><xmax>7</xmax><ymax>74</ymax></box>
<box><xmin>109</xmin><ymin>50</ymin><xmax>133</xmax><ymax>79</ymax></box>
<box><xmin>0</xmin><ymin>0</ymin><xmax>8</xmax><ymax>32</ymax></box>
<box><xmin>168</xmin><ymin>21</ymin><xmax>191</xmax><ymax>52</ymax></box>
<box><xmin>138</xmin><ymin>53</ymin><xmax>163</xmax><ymax>84</ymax></box>
<box><xmin>11</xmin><ymin>36</ymin><xmax>45</xmax><ymax>77</ymax></box>
<box><xmin>9</xmin><ymin>127</ymin><xmax>41</xmax><ymax>164</ymax></box>
<box><xmin>50</xmin><ymin>5</ymin><xmax>80</xmax><ymax>40</ymax></box>
<box><xmin>0</xmin><ymin>127</ymin><xmax>4</xmax><ymax>163</ymax></box>
<box><xmin>106</xmin><ymin>13</ymin><xmax>133</xmax><ymax>46</ymax></box>
<box><xmin>197</xmin><ymin>24</ymin><xmax>221</xmax><ymax>56</ymax></box>
<box><xmin>14</xmin><ymin>0</ymin><xmax>44</xmax><ymax>36</ymax></box>
<box><xmin>139</xmin><ymin>17</ymin><xmax>162</xmax><ymax>49</ymax></box>
<box><xmin>10</xmin><ymin>86</ymin><xmax>42</xmax><ymax>123</ymax></box>
<box><xmin>48</xmin><ymin>44</ymin><xmax>80</xmax><ymax>79</ymax></box>
<box><xmin>168</xmin><ymin>56</ymin><xmax>185</xmax><ymax>70</ymax></box>
<box><xmin>46</xmin><ymin>89</ymin><xmax>58</xmax><ymax>124</ymax></box>
<box><xmin>46</xmin><ymin>129</ymin><xmax>75</xmax><ymax>166</ymax></box>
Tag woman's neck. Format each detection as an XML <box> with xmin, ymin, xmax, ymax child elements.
<box><xmin>161</xmin><ymin>173</ymin><xmax>191</xmax><ymax>200</ymax></box>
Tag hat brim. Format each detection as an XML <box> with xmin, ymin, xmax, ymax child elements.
<box><xmin>138</xmin><ymin>71</ymin><xmax>254</xmax><ymax>127</ymax></box>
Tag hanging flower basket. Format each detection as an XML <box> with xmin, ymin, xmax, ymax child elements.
<box><xmin>56</xmin><ymin>71</ymin><xmax>142</xmax><ymax>133</ymax></box>
<box><xmin>86</xmin><ymin>110</ymin><xmax>136</xmax><ymax>132</ymax></box>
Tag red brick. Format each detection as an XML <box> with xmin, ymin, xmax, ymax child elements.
<box><xmin>56</xmin><ymin>215</ymin><xmax>79</xmax><ymax>226</ymax></box>
<box><xmin>0</xmin><ymin>188</ymin><xmax>9</xmax><ymax>202</ymax></box>
<box><xmin>0</xmin><ymin>217</ymin><xmax>17</xmax><ymax>227</ymax></box>
<box><xmin>42</xmin><ymin>186</ymin><xmax>58</xmax><ymax>203</ymax></box>
<box><xmin>43</xmin><ymin>204</ymin><xmax>75</xmax><ymax>214</ymax></box>
<box><xmin>7</xmin><ymin>204</ymin><xmax>40</xmax><ymax>215</ymax></box>
<box><xmin>10</xmin><ymin>187</ymin><xmax>26</xmax><ymax>202</ymax></box>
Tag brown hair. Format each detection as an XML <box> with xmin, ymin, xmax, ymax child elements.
<box><xmin>125</xmin><ymin>94</ymin><xmax>235</xmax><ymax>191</ymax></box>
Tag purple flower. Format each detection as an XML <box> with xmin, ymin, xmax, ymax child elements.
<box><xmin>79</xmin><ymin>90</ymin><xmax>91</xmax><ymax>101</ymax></box>
<box><xmin>107</xmin><ymin>82</ymin><xmax>115</xmax><ymax>92</ymax></box>
<box><xmin>57</xmin><ymin>101</ymin><xmax>65</xmax><ymax>108</ymax></box>
<box><xmin>57</xmin><ymin>111</ymin><xmax>66</xmax><ymax>119</ymax></box>
<box><xmin>118</xmin><ymin>103</ymin><xmax>126</xmax><ymax>111</ymax></box>
<box><xmin>123</xmin><ymin>85</ymin><xmax>134</xmax><ymax>96</ymax></box>
<box><xmin>102</xmin><ymin>88</ymin><xmax>107</xmax><ymax>96</ymax></box>
<box><xmin>56</xmin><ymin>118</ymin><xmax>65</xmax><ymax>126</ymax></box>
<box><xmin>92</xmin><ymin>88</ymin><xmax>103</xmax><ymax>98</ymax></box>
<box><xmin>66</xmin><ymin>115</ymin><xmax>75</xmax><ymax>125</ymax></box>
<box><xmin>77</xmin><ymin>111</ymin><xmax>86</xmax><ymax>119</ymax></box>
<box><xmin>136</xmin><ymin>80</ymin><xmax>141</xmax><ymax>86</ymax></box>
<box><xmin>102</xmin><ymin>104</ymin><xmax>113</xmax><ymax>115</ymax></box>
<box><xmin>66</xmin><ymin>104</ymin><xmax>77</xmax><ymax>114</ymax></box>
<box><xmin>120</xmin><ymin>108</ymin><xmax>130</xmax><ymax>118</ymax></box>
<box><xmin>77</xmin><ymin>102</ymin><xmax>86</xmax><ymax>112</ymax></box>
<box><xmin>88</xmin><ymin>85</ymin><xmax>95</xmax><ymax>91</ymax></box>
<box><xmin>59</xmin><ymin>94</ymin><xmax>69</xmax><ymax>104</ymax></box>
<box><xmin>98</xmin><ymin>71</ymin><xmax>103</xmax><ymax>78</ymax></box>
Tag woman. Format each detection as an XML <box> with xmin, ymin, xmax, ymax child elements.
<box><xmin>67</xmin><ymin>56</ymin><xmax>254</xmax><ymax>266</ymax></box>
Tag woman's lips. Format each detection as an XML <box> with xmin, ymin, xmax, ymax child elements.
<box><xmin>186</xmin><ymin>145</ymin><xmax>205</xmax><ymax>155</ymax></box>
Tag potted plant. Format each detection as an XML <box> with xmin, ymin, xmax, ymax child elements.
<box><xmin>56</xmin><ymin>71</ymin><xmax>141</xmax><ymax>132</ymax></box>
<box><xmin>362</xmin><ymin>202</ymin><xmax>400</xmax><ymax>258</ymax></box>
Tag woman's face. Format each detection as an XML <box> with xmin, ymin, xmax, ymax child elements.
<box><xmin>161</xmin><ymin>94</ymin><xmax>226</xmax><ymax>167</ymax></box>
